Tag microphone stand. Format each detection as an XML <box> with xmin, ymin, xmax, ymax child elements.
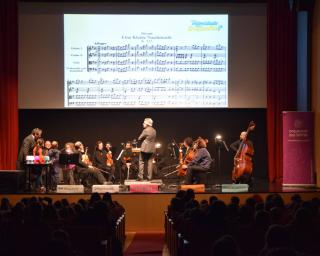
<box><xmin>216</xmin><ymin>140</ymin><xmax>229</xmax><ymax>174</ymax></box>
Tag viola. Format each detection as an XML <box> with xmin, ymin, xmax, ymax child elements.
<box><xmin>231</xmin><ymin>121</ymin><xmax>255</xmax><ymax>183</ymax></box>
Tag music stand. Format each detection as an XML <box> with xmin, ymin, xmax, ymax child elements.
<box><xmin>59</xmin><ymin>153</ymin><xmax>79</xmax><ymax>165</ymax></box>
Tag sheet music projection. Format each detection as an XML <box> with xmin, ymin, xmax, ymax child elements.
<box><xmin>64</xmin><ymin>15</ymin><xmax>228</xmax><ymax>108</ymax></box>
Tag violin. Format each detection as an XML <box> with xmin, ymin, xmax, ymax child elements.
<box><xmin>106</xmin><ymin>147</ymin><xmax>114</xmax><ymax>167</ymax></box>
<box><xmin>232</xmin><ymin>121</ymin><xmax>255</xmax><ymax>183</ymax></box>
<box><xmin>82</xmin><ymin>147</ymin><xmax>91</xmax><ymax>165</ymax></box>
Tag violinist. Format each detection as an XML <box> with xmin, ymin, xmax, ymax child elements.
<box><xmin>105</xmin><ymin>142</ymin><xmax>116</xmax><ymax>183</ymax></box>
<box><xmin>93</xmin><ymin>140</ymin><xmax>107</xmax><ymax>171</ymax></box>
<box><xmin>182</xmin><ymin>138</ymin><xmax>213</xmax><ymax>185</ymax></box>
<box><xmin>74</xmin><ymin>141</ymin><xmax>107</xmax><ymax>185</ymax></box>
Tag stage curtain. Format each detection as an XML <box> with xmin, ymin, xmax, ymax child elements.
<box><xmin>311</xmin><ymin>1</ymin><xmax>320</xmax><ymax>186</ymax></box>
<box><xmin>267</xmin><ymin>0</ymin><xmax>297</xmax><ymax>183</ymax></box>
<box><xmin>0</xmin><ymin>0</ymin><xmax>19</xmax><ymax>170</ymax></box>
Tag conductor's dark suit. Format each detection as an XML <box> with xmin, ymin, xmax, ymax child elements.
<box><xmin>138</xmin><ymin>126</ymin><xmax>156</xmax><ymax>180</ymax></box>
<box><xmin>17</xmin><ymin>134</ymin><xmax>35</xmax><ymax>170</ymax></box>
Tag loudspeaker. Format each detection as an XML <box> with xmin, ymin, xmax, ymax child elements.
<box><xmin>0</xmin><ymin>170</ymin><xmax>25</xmax><ymax>193</ymax></box>
<box><xmin>180</xmin><ymin>184</ymin><xmax>205</xmax><ymax>192</ymax></box>
<box><xmin>221</xmin><ymin>184</ymin><xmax>248</xmax><ymax>193</ymax></box>
<box><xmin>57</xmin><ymin>185</ymin><xmax>84</xmax><ymax>193</ymax></box>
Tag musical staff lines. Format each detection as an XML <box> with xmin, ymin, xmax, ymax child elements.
<box><xmin>66</xmin><ymin>78</ymin><xmax>227</xmax><ymax>107</ymax></box>
<box><xmin>86</xmin><ymin>43</ymin><xmax>227</xmax><ymax>73</ymax></box>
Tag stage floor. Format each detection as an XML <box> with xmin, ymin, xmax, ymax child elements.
<box><xmin>8</xmin><ymin>175</ymin><xmax>320</xmax><ymax>195</ymax></box>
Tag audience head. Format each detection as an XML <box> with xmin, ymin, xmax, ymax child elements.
<box><xmin>175</xmin><ymin>190</ymin><xmax>186</xmax><ymax>199</ymax></box>
<box><xmin>230</xmin><ymin>196</ymin><xmax>240</xmax><ymax>205</ymax></box>
<box><xmin>265</xmin><ymin>224</ymin><xmax>291</xmax><ymax>249</ymax></box>
<box><xmin>209</xmin><ymin>195</ymin><xmax>218</xmax><ymax>205</ymax></box>
<box><xmin>184</xmin><ymin>189</ymin><xmax>195</xmax><ymax>202</ymax></box>
<box><xmin>212</xmin><ymin>235</ymin><xmax>240</xmax><ymax>256</ymax></box>
<box><xmin>90</xmin><ymin>192</ymin><xmax>101</xmax><ymax>204</ymax></box>
<box><xmin>103</xmin><ymin>192</ymin><xmax>112</xmax><ymax>201</ymax></box>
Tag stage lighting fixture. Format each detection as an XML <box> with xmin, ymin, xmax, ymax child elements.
<box><xmin>215</xmin><ymin>134</ymin><xmax>222</xmax><ymax>142</ymax></box>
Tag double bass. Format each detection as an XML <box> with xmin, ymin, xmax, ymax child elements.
<box><xmin>232</xmin><ymin>121</ymin><xmax>255</xmax><ymax>183</ymax></box>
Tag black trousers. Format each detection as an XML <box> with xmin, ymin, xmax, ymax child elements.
<box><xmin>185</xmin><ymin>165</ymin><xmax>209</xmax><ymax>185</ymax></box>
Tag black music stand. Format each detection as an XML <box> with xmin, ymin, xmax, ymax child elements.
<box><xmin>59</xmin><ymin>153</ymin><xmax>79</xmax><ymax>165</ymax></box>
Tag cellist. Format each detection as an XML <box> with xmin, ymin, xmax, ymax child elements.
<box><xmin>176</xmin><ymin>137</ymin><xmax>194</xmax><ymax>176</ymax></box>
<box><xmin>182</xmin><ymin>138</ymin><xmax>213</xmax><ymax>185</ymax></box>
<box><xmin>230</xmin><ymin>131</ymin><xmax>254</xmax><ymax>184</ymax></box>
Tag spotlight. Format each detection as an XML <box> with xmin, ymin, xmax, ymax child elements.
<box><xmin>215</xmin><ymin>134</ymin><xmax>222</xmax><ymax>142</ymax></box>
<box><xmin>155</xmin><ymin>142</ymin><xmax>162</xmax><ymax>149</ymax></box>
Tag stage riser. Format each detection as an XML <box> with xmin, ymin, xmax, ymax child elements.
<box><xmin>2</xmin><ymin>192</ymin><xmax>320</xmax><ymax>232</ymax></box>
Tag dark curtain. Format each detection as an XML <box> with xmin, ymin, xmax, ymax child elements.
<box><xmin>0</xmin><ymin>0</ymin><xmax>18</xmax><ymax>170</ymax></box>
<box><xmin>267</xmin><ymin>0</ymin><xmax>297</xmax><ymax>183</ymax></box>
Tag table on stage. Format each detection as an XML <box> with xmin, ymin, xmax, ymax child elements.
<box><xmin>25</xmin><ymin>162</ymin><xmax>52</xmax><ymax>193</ymax></box>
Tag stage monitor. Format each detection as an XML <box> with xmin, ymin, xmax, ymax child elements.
<box><xmin>64</xmin><ymin>14</ymin><xmax>228</xmax><ymax>108</ymax></box>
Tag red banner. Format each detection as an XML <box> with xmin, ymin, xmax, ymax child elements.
<box><xmin>283</xmin><ymin>112</ymin><xmax>315</xmax><ymax>186</ymax></box>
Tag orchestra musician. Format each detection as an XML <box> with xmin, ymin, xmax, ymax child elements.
<box><xmin>105</xmin><ymin>142</ymin><xmax>116</xmax><ymax>183</ymax></box>
<box><xmin>120</xmin><ymin>141</ymin><xmax>139</xmax><ymax>180</ymax></box>
<box><xmin>182</xmin><ymin>137</ymin><xmax>193</xmax><ymax>158</ymax></box>
<box><xmin>32</xmin><ymin>138</ymin><xmax>46</xmax><ymax>191</ymax></box>
<box><xmin>74</xmin><ymin>141</ymin><xmax>107</xmax><ymax>186</ymax></box>
<box><xmin>17</xmin><ymin>128</ymin><xmax>42</xmax><ymax>170</ymax></box>
<box><xmin>137</xmin><ymin>118</ymin><xmax>156</xmax><ymax>181</ymax></box>
<box><xmin>230</xmin><ymin>131</ymin><xmax>254</xmax><ymax>184</ymax></box>
<box><xmin>43</xmin><ymin>140</ymin><xmax>52</xmax><ymax>156</ymax></box>
<box><xmin>48</xmin><ymin>140</ymin><xmax>61</xmax><ymax>190</ymax></box>
<box><xmin>176</xmin><ymin>137</ymin><xmax>194</xmax><ymax>176</ymax></box>
<box><xmin>92</xmin><ymin>140</ymin><xmax>115</xmax><ymax>183</ymax></box>
<box><xmin>182</xmin><ymin>138</ymin><xmax>213</xmax><ymax>185</ymax></box>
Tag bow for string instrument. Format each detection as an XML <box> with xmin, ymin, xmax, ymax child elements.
<box><xmin>232</xmin><ymin>121</ymin><xmax>255</xmax><ymax>183</ymax></box>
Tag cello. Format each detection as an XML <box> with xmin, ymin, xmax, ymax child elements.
<box><xmin>232</xmin><ymin>121</ymin><xmax>255</xmax><ymax>183</ymax></box>
<box><xmin>176</xmin><ymin>140</ymin><xmax>198</xmax><ymax>176</ymax></box>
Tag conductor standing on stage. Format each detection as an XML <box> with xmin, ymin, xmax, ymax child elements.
<box><xmin>137</xmin><ymin>118</ymin><xmax>156</xmax><ymax>181</ymax></box>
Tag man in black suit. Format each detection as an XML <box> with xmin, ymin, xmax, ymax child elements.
<box><xmin>16</xmin><ymin>128</ymin><xmax>42</xmax><ymax>170</ymax></box>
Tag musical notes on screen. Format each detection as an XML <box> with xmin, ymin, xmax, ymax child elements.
<box><xmin>65</xmin><ymin>43</ymin><xmax>227</xmax><ymax>107</ymax></box>
<box><xmin>85</xmin><ymin>44</ymin><xmax>227</xmax><ymax>73</ymax></box>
